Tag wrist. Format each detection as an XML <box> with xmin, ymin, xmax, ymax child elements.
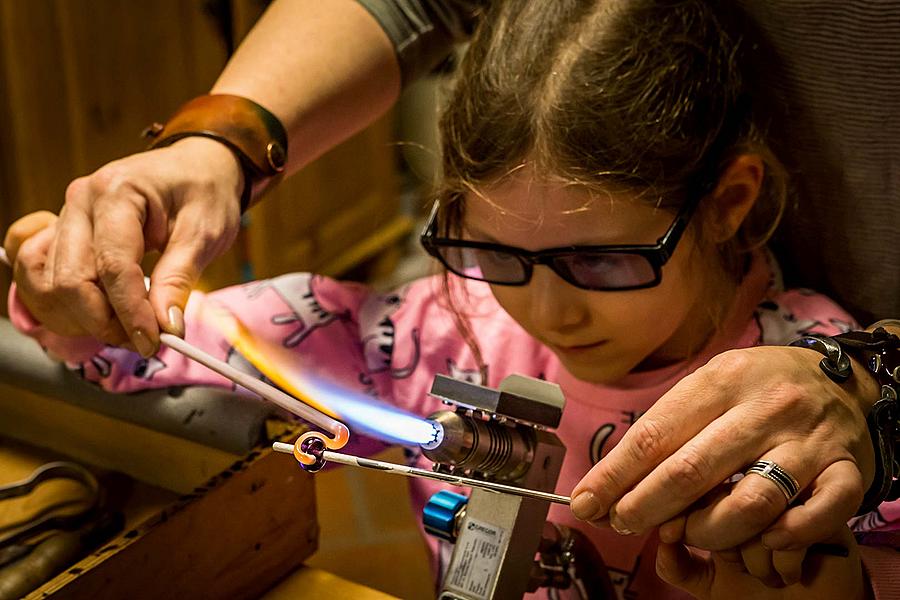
<box><xmin>168</xmin><ymin>137</ymin><xmax>245</xmax><ymax>211</ymax></box>
<box><xmin>143</xmin><ymin>94</ymin><xmax>287</xmax><ymax>212</ymax></box>
<box><xmin>790</xmin><ymin>327</ymin><xmax>900</xmax><ymax>514</ymax></box>
<box><xmin>868</xmin><ymin>319</ymin><xmax>900</xmax><ymax>336</ymax></box>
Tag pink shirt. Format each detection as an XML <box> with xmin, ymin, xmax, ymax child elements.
<box><xmin>10</xmin><ymin>253</ymin><xmax>899</xmax><ymax>599</ymax></box>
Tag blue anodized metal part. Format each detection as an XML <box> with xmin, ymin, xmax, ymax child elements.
<box><xmin>423</xmin><ymin>490</ymin><xmax>468</xmax><ymax>543</ymax></box>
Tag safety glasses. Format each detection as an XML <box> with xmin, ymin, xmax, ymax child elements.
<box><xmin>419</xmin><ymin>194</ymin><xmax>700</xmax><ymax>291</ymax></box>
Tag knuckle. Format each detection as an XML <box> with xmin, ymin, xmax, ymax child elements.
<box><xmin>666</xmin><ymin>449</ymin><xmax>713</xmax><ymax>492</ymax></box>
<box><xmin>154</xmin><ymin>268</ymin><xmax>195</xmax><ymax>295</ymax></box>
<box><xmin>64</xmin><ymin>177</ymin><xmax>90</xmax><ymax>205</ymax></box>
<box><xmin>627</xmin><ymin>418</ymin><xmax>668</xmax><ymax>463</ymax></box>
<box><xmin>733</xmin><ymin>487</ymin><xmax>784</xmax><ymax>524</ymax></box>
<box><xmin>14</xmin><ymin>235</ymin><xmax>45</xmax><ymax>266</ymax></box>
<box><xmin>48</xmin><ymin>264</ymin><xmax>86</xmax><ymax>297</ymax></box>
<box><xmin>88</xmin><ymin>162</ymin><xmax>133</xmax><ymax>195</ymax></box>
<box><xmin>707</xmin><ymin>348</ymin><xmax>752</xmax><ymax>378</ymax></box>
<box><xmin>52</xmin><ymin>272</ymin><xmax>83</xmax><ymax>296</ymax></box>
<box><xmin>94</xmin><ymin>247</ymin><xmax>129</xmax><ymax>280</ymax></box>
<box><xmin>767</xmin><ymin>380</ymin><xmax>807</xmax><ymax>404</ymax></box>
<box><xmin>197</xmin><ymin>228</ymin><xmax>227</xmax><ymax>253</ymax></box>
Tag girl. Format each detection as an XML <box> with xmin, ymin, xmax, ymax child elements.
<box><xmin>7</xmin><ymin>0</ymin><xmax>895</xmax><ymax>598</ymax></box>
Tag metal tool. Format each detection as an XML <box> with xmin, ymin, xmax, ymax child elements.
<box><xmin>422</xmin><ymin>374</ymin><xmax>571</xmax><ymax>599</ymax></box>
<box><xmin>0</xmin><ymin>462</ymin><xmax>99</xmax><ymax>551</ymax></box>
<box><xmin>281</xmin><ymin>374</ymin><xmax>588</xmax><ymax>599</ymax></box>
<box><xmin>271</xmin><ymin>442</ymin><xmax>571</xmax><ymax>505</ymax></box>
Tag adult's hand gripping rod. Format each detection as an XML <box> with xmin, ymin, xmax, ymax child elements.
<box><xmin>0</xmin><ymin>245</ymin><xmax>349</xmax><ymax>461</ymax></box>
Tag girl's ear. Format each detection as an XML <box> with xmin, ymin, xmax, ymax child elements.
<box><xmin>706</xmin><ymin>154</ymin><xmax>764</xmax><ymax>243</ymax></box>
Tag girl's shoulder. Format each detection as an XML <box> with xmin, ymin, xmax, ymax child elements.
<box><xmin>743</xmin><ymin>250</ymin><xmax>857</xmax><ymax>346</ymax></box>
<box><xmin>754</xmin><ymin>287</ymin><xmax>858</xmax><ymax>346</ymax></box>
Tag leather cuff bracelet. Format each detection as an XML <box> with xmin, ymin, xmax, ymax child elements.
<box><xmin>143</xmin><ymin>94</ymin><xmax>287</xmax><ymax>212</ymax></box>
<box><xmin>790</xmin><ymin>328</ymin><xmax>900</xmax><ymax>515</ymax></box>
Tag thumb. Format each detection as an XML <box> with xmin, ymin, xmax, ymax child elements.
<box><xmin>656</xmin><ymin>542</ymin><xmax>713</xmax><ymax>599</ymax></box>
<box><xmin>148</xmin><ymin>232</ymin><xmax>207</xmax><ymax>338</ymax></box>
<box><xmin>4</xmin><ymin>211</ymin><xmax>58</xmax><ymax>265</ymax></box>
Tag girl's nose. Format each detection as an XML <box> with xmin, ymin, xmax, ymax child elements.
<box><xmin>527</xmin><ymin>266</ymin><xmax>590</xmax><ymax>333</ymax></box>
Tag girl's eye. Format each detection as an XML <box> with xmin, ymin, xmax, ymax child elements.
<box><xmin>482</xmin><ymin>250</ymin><xmax>518</xmax><ymax>264</ymax></box>
<box><xmin>472</xmin><ymin>249</ymin><xmax>525</xmax><ymax>280</ymax></box>
<box><xmin>561</xmin><ymin>253</ymin><xmax>656</xmax><ymax>288</ymax></box>
<box><xmin>569</xmin><ymin>254</ymin><xmax>617</xmax><ymax>272</ymax></box>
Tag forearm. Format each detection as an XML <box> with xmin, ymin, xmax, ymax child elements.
<box><xmin>211</xmin><ymin>0</ymin><xmax>402</xmax><ymax>173</ymax></box>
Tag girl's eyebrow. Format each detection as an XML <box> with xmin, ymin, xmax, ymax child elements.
<box><xmin>462</xmin><ymin>224</ymin><xmax>503</xmax><ymax>244</ymax></box>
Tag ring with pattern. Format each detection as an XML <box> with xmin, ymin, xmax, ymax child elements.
<box><xmin>744</xmin><ymin>460</ymin><xmax>801</xmax><ymax>503</ymax></box>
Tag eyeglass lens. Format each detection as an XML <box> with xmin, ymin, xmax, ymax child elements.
<box><xmin>439</xmin><ymin>246</ymin><xmax>657</xmax><ymax>289</ymax></box>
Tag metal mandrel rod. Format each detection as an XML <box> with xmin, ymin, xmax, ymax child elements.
<box><xmin>273</xmin><ymin>442</ymin><xmax>571</xmax><ymax>505</ymax></box>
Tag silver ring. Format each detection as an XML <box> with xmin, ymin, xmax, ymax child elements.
<box><xmin>744</xmin><ymin>460</ymin><xmax>801</xmax><ymax>503</ymax></box>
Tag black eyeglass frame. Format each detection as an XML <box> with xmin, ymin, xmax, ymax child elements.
<box><xmin>419</xmin><ymin>193</ymin><xmax>702</xmax><ymax>291</ymax></box>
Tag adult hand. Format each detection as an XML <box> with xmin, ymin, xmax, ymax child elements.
<box><xmin>5</xmin><ymin>137</ymin><xmax>243</xmax><ymax>356</ymax></box>
<box><xmin>656</xmin><ymin>526</ymin><xmax>867</xmax><ymax>600</ymax></box>
<box><xmin>570</xmin><ymin>346</ymin><xmax>878</xmax><ymax>551</ymax></box>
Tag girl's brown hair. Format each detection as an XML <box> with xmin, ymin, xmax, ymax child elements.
<box><xmin>433</xmin><ymin>0</ymin><xmax>787</xmax><ymax>370</ymax></box>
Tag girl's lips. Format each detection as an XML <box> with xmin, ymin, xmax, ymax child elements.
<box><xmin>552</xmin><ymin>339</ymin><xmax>608</xmax><ymax>353</ymax></box>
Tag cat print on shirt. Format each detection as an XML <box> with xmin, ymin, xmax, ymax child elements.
<box><xmin>224</xmin><ymin>346</ymin><xmax>273</xmax><ymax>393</ymax></box>
<box><xmin>754</xmin><ymin>299</ymin><xmax>822</xmax><ymax>345</ymax></box>
<box><xmin>590</xmin><ymin>423</ymin><xmax>617</xmax><ymax>465</ymax></box>
<box><xmin>244</xmin><ymin>273</ymin><xmax>350</xmax><ymax>348</ymax></box>
<box><xmin>359</xmin><ymin>290</ymin><xmax>420</xmax><ymax>379</ymax></box>
<box><xmin>446</xmin><ymin>358</ymin><xmax>486</xmax><ymax>385</ymax></box>
<box><xmin>850</xmin><ymin>508</ymin><xmax>888</xmax><ymax>533</ymax></box>
<box><xmin>133</xmin><ymin>356</ymin><xmax>166</xmax><ymax>380</ymax></box>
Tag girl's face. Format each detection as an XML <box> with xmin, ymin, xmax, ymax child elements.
<box><xmin>463</xmin><ymin>172</ymin><xmax>728</xmax><ymax>384</ymax></box>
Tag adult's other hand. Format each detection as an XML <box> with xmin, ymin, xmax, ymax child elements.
<box><xmin>7</xmin><ymin>136</ymin><xmax>243</xmax><ymax>356</ymax></box>
<box><xmin>656</xmin><ymin>526</ymin><xmax>866</xmax><ymax>600</ymax></box>
<box><xmin>570</xmin><ymin>346</ymin><xmax>878</xmax><ymax>551</ymax></box>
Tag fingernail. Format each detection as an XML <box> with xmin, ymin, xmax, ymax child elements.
<box><xmin>761</xmin><ymin>530</ymin><xmax>790</xmax><ymax>550</ymax></box>
<box><xmin>609</xmin><ymin>504</ymin><xmax>635</xmax><ymax>536</ymax></box>
<box><xmin>167</xmin><ymin>305</ymin><xmax>185</xmax><ymax>338</ymax></box>
<box><xmin>611</xmin><ymin>524</ymin><xmax>635</xmax><ymax>536</ymax></box>
<box><xmin>571</xmin><ymin>491</ymin><xmax>604</xmax><ymax>521</ymax></box>
<box><xmin>132</xmin><ymin>329</ymin><xmax>156</xmax><ymax>358</ymax></box>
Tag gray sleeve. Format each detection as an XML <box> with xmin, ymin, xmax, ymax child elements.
<box><xmin>355</xmin><ymin>0</ymin><xmax>487</xmax><ymax>86</ymax></box>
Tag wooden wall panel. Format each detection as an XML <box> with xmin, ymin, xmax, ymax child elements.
<box><xmin>0</xmin><ymin>0</ymin><xmax>228</xmax><ymax>218</ymax></box>
<box><xmin>0</xmin><ymin>0</ymin><xmax>406</xmax><ymax>313</ymax></box>
<box><xmin>0</xmin><ymin>0</ymin><xmax>239</xmax><ymax>310</ymax></box>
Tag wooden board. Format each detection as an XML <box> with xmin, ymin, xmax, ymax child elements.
<box><xmin>28</xmin><ymin>427</ymin><xmax>317</xmax><ymax>600</ymax></box>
